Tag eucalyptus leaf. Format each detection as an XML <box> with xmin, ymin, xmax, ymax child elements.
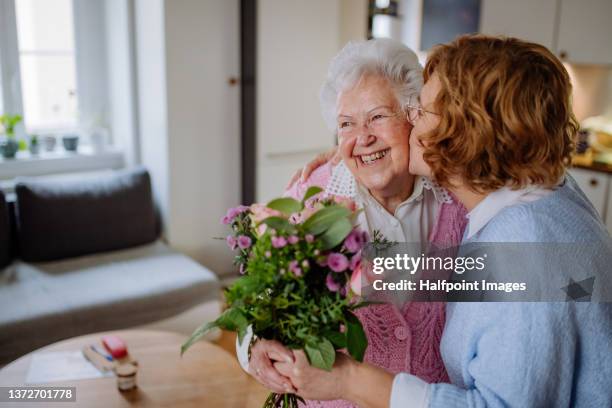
<box><xmin>302</xmin><ymin>205</ymin><xmax>350</xmax><ymax>236</ymax></box>
<box><xmin>345</xmin><ymin>311</ymin><xmax>367</xmax><ymax>362</ymax></box>
<box><xmin>181</xmin><ymin>320</ymin><xmax>219</xmax><ymax>355</ymax></box>
<box><xmin>267</xmin><ymin>197</ymin><xmax>303</xmax><ymax>216</ymax></box>
<box><xmin>302</xmin><ymin>186</ymin><xmax>323</xmax><ymax>202</ymax></box>
<box><xmin>261</xmin><ymin>216</ymin><xmax>296</xmax><ymax>233</ymax></box>
<box><xmin>305</xmin><ymin>338</ymin><xmax>335</xmax><ymax>371</ymax></box>
<box><xmin>320</xmin><ymin>217</ymin><xmax>352</xmax><ymax>250</ymax></box>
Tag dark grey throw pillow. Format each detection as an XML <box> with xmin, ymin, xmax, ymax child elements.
<box><xmin>0</xmin><ymin>191</ymin><xmax>11</xmax><ymax>268</ymax></box>
<box><xmin>15</xmin><ymin>167</ymin><xmax>158</xmax><ymax>262</ymax></box>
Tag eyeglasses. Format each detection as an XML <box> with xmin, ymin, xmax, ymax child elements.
<box><xmin>405</xmin><ymin>104</ymin><xmax>440</xmax><ymax>124</ymax></box>
<box><xmin>337</xmin><ymin>109</ymin><xmax>404</xmax><ymax>137</ymax></box>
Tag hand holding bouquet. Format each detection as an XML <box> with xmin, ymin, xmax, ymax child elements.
<box><xmin>182</xmin><ymin>187</ymin><xmax>369</xmax><ymax>407</ymax></box>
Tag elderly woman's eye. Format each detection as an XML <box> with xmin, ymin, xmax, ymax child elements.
<box><xmin>339</xmin><ymin>121</ymin><xmax>352</xmax><ymax>129</ymax></box>
<box><xmin>372</xmin><ymin>114</ymin><xmax>385</xmax><ymax>121</ymax></box>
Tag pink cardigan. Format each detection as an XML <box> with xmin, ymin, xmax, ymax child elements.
<box><xmin>287</xmin><ymin>163</ymin><xmax>467</xmax><ymax>408</ymax></box>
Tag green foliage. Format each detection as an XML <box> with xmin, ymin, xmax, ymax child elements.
<box><xmin>319</xmin><ymin>217</ymin><xmax>352</xmax><ymax>250</ymax></box>
<box><xmin>305</xmin><ymin>337</ymin><xmax>335</xmax><ymax>371</ymax></box>
<box><xmin>345</xmin><ymin>310</ymin><xmax>367</xmax><ymax>362</ymax></box>
<box><xmin>302</xmin><ymin>186</ymin><xmax>323</xmax><ymax>202</ymax></box>
<box><xmin>266</xmin><ymin>197</ymin><xmax>303</xmax><ymax>216</ymax></box>
<box><xmin>0</xmin><ymin>114</ymin><xmax>22</xmax><ymax>137</ymax></box>
<box><xmin>302</xmin><ymin>205</ymin><xmax>350</xmax><ymax>235</ymax></box>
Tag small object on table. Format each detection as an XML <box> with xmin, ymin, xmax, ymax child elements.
<box><xmin>114</xmin><ymin>363</ymin><xmax>138</xmax><ymax>391</ymax></box>
<box><xmin>102</xmin><ymin>335</ymin><xmax>128</xmax><ymax>359</ymax></box>
<box><xmin>82</xmin><ymin>345</ymin><xmax>115</xmax><ymax>372</ymax></box>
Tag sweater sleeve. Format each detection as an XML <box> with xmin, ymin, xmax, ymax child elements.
<box><xmin>426</xmin><ymin>302</ymin><xmax>602</xmax><ymax>408</ymax></box>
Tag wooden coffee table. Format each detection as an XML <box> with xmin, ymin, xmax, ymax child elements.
<box><xmin>0</xmin><ymin>330</ymin><xmax>269</xmax><ymax>407</ymax></box>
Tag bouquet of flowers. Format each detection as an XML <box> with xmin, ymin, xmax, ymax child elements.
<box><xmin>181</xmin><ymin>186</ymin><xmax>369</xmax><ymax>408</ymax></box>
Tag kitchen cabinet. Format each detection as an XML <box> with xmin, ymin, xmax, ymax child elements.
<box><xmin>569</xmin><ymin>168</ymin><xmax>611</xmax><ymax>232</ymax></box>
<box><xmin>479</xmin><ymin>0</ymin><xmax>612</xmax><ymax>65</ymax></box>
<box><xmin>479</xmin><ymin>0</ymin><xmax>557</xmax><ymax>50</ymax></box>
<box><xmin>556</xmin><ymin>0</ymin><xmax>612</xmax><ymax>65</ymax></box>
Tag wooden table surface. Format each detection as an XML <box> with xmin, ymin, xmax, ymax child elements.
<box><xmin>0</xmin><ymin>330</ymin><xmax>270</xmax><ymax>407</ymax></box>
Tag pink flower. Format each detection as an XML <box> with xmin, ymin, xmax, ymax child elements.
<box><xmin>325</xmin><ymin>273</ymin><xmax>340</xmax><ymax>292</ymax></box>
<box><xmin>271</xmin><ymin>236</ymin><xmax>287</xmax><ymax>248</ymax></box>
<box><xmin>349</xmin><ymin>263</ymin><xmax>362</xmax><ymax>296</ymax></box>
<box><xmin>226</xmin><ymin>235</ymin><xmax>237</xmax><ymax>250</ymax></box>
<box><xmin>344</xmin><ymin>229</ymin><xmax>366</xmax><ymax>252</ymax></box>
<box><xmin>288</xmin><ymin>235</ymin><xmax>299</xmax><ymax>245</ymax></box>
<box><xmin>239</xmin><ymin>264</ymin><xmax>246</xmax><ymax>275</ymax></box>
<box><xmin>305</xmin><ymin>234</ymin><xmax>315</xmax><ymax>243</ymax></box>
<box><xmin>223</xmin><ymin>205</ymin><xmax>249</xmax><ymax>224</ymax></box>
<box><xmin>349</xmin><ymin>252</ymin><xmax>361</xmax><ymax>270</ymax></box>
<box><xmin>301</xmin><ymin>259</ymin><xmax>309</xmax><ymax>269</ymax></box>
<box><xmin>265</xmin><ymin>250</ymin><xmax>272</xmax><ymax>258</ymax></box>
<box><xmin>289</xmin><ymin>260</ymin><xmax>302</xmax><ymax>277</ymax></box>
<box><xmin>237</xmin><ymin>235</ymin><xmax>252</xmax><ymax>249</ymax></box>
<box><xmin>327</xmin><ymin>253</ymin><xmax>349</xmax><ymax>273</ymax></box>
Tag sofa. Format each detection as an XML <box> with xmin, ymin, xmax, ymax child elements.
<box><xmin>0</xmin><ymin>167</ymin><xmax>219</xmax><ymax>365</ymax></box>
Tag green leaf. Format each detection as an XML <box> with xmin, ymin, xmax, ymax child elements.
<box><xmin>267</xmin><ymin>197</ymin><xmax>303</xmax><ymax>216</ymax></box>
<box><xmin>261</xmin><ymin>216</ymin><xmax>296</xmax><ymax>233</ymax></box>
<box><xmin>181</xmin><ymin>320</ymin><xmax>219</xmax><ymax>355</ymax></box>
<box><xmin>345</xmin><ymin>311</ymin><xmax>367</xmax><ymax>362</ymax></box>
<box><xmin>305</xmin><ymin>338</ymin><xmax>336</xmax><ymax>371</ymax></box>
<box><xmin>302</xmin><ymin>205</ymin><xmax>350</xmax><ymax>236</ymax></box>
<box><xmin>323</xmin><ymin>330</ymin><xmax>347</xmax><ymax>349</ymax></box>
<box><xmin>302</xmin><ymin>186</ymin><xmax>323</xmax><ymax>202</ymax></box>
<box><xmin>320</xmin><ymin>217</ymin><xmax>353</xmax><ymax>250</ymax></box>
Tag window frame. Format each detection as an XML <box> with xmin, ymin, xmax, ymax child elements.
<box><xmin>0</xmin><ymin>0</ymin><xmax>109</xmax><ymax>138</ymax></box>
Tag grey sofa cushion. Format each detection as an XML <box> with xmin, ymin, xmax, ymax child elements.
<box><xmin>0</xmin><ymin>191</ymin><xmax>10</xmax><ymax>268</ymax></box>
<box><xmin>15</xmin><ymin>167</ymin><xmax>158</xmax><ymax>262</ymax></box>
<box><xmin>0</xmin><ymin>241</ymin><xmax>219</xmax><ymax>365</ymax></box>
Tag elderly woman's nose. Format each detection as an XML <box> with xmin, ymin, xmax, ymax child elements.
<box><xmin>356</xmin><ymin>131</ymin><xmax>376</xmax><ymax>146</ymax></box>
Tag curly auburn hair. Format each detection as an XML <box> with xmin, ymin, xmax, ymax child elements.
<box><xmin>421</xmin><ymin>34</ymin><xmax>579</xmax><ymax>192</ymax></box>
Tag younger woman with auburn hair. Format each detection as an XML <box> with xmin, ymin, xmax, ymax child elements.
<box><xmin>279</xmin><ymin>35</ymin><xmax>612</xmax><ymax>407</ymax></box>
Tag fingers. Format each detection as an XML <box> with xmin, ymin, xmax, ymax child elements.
<box><xmin>263</xmin><ymin>340</ymin><xmax>294</xmax><ymax>363</ymax></box>
<box><xmin>250</xmin><ymin>357</ymin><xmax>295</xmax><ymax>393</ymax></box>
<box><xmin>249</xmin><ymin>340</ymin><xmax>296</xmax><ymax>393</ymax></box>
<box><xmin>285</xmin><ymin>168</ymin><xmax>303</xmax><ymax>190</ymax></box>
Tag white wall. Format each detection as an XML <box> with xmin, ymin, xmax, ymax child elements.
<box><xmin>164</xmin><ymin>0</ymin><xmax>241</xmax><ymax>275</ymax></box>
<box><xmin>256</xmin><ymin>0</ymin><xmax>367</xmax><ymax>202</ymax></box>
<box><xmin>134</xmin><ymin>0</ymin><xmax>240</xmax><ymax>277</ymax></box>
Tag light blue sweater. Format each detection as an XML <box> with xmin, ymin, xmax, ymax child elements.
<box><xmin>429</xmin><ymin>176</ymin><xmax>612</xmax><ymax>407</ymax></box>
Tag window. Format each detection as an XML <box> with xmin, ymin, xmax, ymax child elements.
<box><xmin>15</xmin><ymin>0</ymin><xmax>79</xmax><ymax>131</ymax></box>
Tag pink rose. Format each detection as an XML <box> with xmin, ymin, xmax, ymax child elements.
<box><xmin>349</xmin><ymin>263</ymin><xmax>362</xmax><ymax>296</ymax></box>
<box><xmin>288</xmin><ymin>235</ymin><xmax>299</xmax><ymax>245</ymax></box>
<box><xmin>349</xmin><ymin>252</ymin><xmax>361</xmax><ymax>270</ymax></box>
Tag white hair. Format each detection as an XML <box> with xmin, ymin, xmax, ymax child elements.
<box><xmin>320</xmin><ymin>38</ymin><xmax>423</xmax><ymax>130</ymax></box>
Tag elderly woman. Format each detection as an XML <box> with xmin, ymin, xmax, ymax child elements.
<box><xmin>276</xmin><ymin>35</ymin><xmax>612</xmax><ymax>407</ymax></box>
<box><xmin>236</xmin><ymin>39</ymin><xmax>467</xmax><ymax>407</ymax></box>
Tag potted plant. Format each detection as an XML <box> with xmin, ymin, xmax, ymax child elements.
<box><xmin>29</xmin><ymin>134</ymin><xmax>40</xmax><ymax>155</ymax></box>
<box><xmin>0</xmin><ymin>114</ymin><xmax>22</xmax><ymax>159</ymax></box>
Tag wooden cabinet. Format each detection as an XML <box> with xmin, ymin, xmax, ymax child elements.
<box><xmin>569</xmin><ymin>168</ymin><xmax>611</xmax><ymax>232</ymax></box>
<box><xmin>479</xmin><ymin>0</ymin><xmax>612</xmax><ymax>65</ymax></box>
